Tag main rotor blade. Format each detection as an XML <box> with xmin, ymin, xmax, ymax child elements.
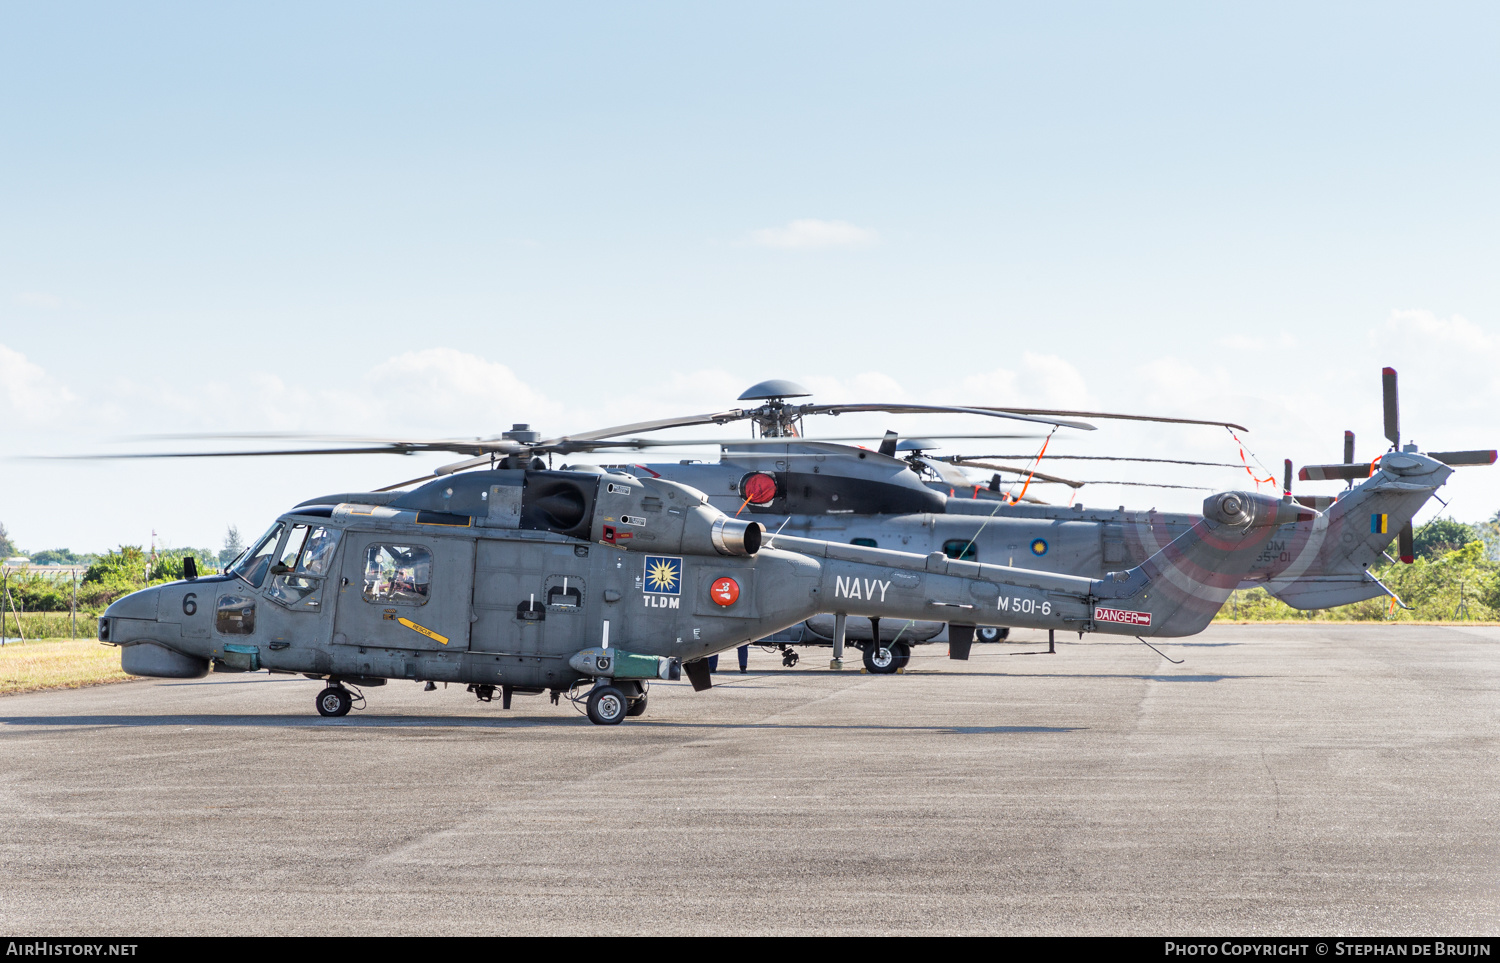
<box><xmin>39</xmin><ymin>445</ymin><xmax>494</xmax><ymax>461</ymax></box>
<box><xmin>942</xmin><ymin>458</ymin><xmax>1086</xmax><ymax>488</ymax></box>
<box><xmin>918</xmin><ymin>456</ymin><xmax>974</xmax><ymax>488</ymax></box>
<box><xmin>535</xmin><ymin>409</ymin><xmax>753</xmax><ymax>451</ymax></box>
<box><xmin>1429</xmin><ymin>450</ymin><xmax>1499</xmax><ymax>466</ymax></box>
<box><xmin>123</xmin><ymin>432</ymin><xmax>495</xmax><ymax>444</ymax></box>
<box><xmin>980</xmin><ymin>477</ymin><xmax>1216</xmax><ymax>491</ymax></box>
<box><xmin>795</xmin><ymin>403</ymin><xmax>1095</xmax><ymax>431</ymax></box>
<box><xmin>1383</xmin><ymin>367</ymin><xmax>1400</xmax><ymax>449</ymax></box>
<box><xmin>1398</xmin><ymin>520</ymin><xmax>1414</xmax><ymax>564</ymax></box>
<box><xmin>584</xmin><ymin>432</ymin><xmax>1045</xmax><ymax>449</ymax></box>
<box><xmin>970</xmin><ymin>407</ymin><xmax>1249</xmax><ymax>432</ymax></box>
<box><xmin>946</xmin><ymin>454</ymin><xmax>1241</xmax><ymax>468</ymax></box>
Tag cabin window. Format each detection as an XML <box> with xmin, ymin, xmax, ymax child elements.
<box><xmin>362</xmin><ymin>544</ymin><xmax>432</xmax><ymax>605</ymax></box>
<box><xmin>942</xmin><ymin>539</ymin><xmax>978</xmax><ymax>562</ymax></box>
<box><xmin>851</xmin><ymin>538</ymin><xmax>878</xmax><ymax>548</ymax></box>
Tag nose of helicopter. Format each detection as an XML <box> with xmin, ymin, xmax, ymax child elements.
<box><xmin>100</xmin><ymin>584</ymin><xmax>162</xmax><ymax>635</ymax></box>
<box><xmin>101</xmin><ymin>585</ymin><xmax>211</xmax><ymax>679</ymax></box>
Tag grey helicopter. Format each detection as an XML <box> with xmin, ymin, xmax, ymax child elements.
<box><xmin>685</xmin><ymin>367</ymin><xmax>1492</xmax><ymax>669</ymax></box>
<box><xmin>85</xmin><ymin>369</ymin><xmax>1491</xmax><ymax>676</ymax></box>
<box><xmin>99</xmin><ymin>455</ymin><xmax>1305</xmax><ymax>723</ymax></box>
<box><xmin>81</xmin><ymin>387</ymin><xmax>1246</xmax><ymax>673</ymax></box>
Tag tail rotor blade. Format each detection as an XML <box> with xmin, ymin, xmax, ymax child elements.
<box><xmin>1398</xmin><ymin>521</ymin><xmax>1415</xmax><ymax>564</ymax></box>
<box><xmin>1429</xmin><ymin>450</ymin><xmax>1499</xmax><ymax>466</ymax></box>
<box><xmin>1299</xmin><ymin>462</ymin><xmax>1373</xmax><ymax>482</ymax></box>
<box><xmin>1343</xmin><ymin>430</ymin><xmax>1355</xmax><ymax>464</ymax></box>
<box><xmin>877</xmin><ymin>430</ymin><xmax>899</xmax><ymax>458</ymax></box>
<box><xmin>1283</xmin><ymin>458</ymin><xmax>1292</xmax><ymax>494</ymax></box>
<box><xmin>1382</xmin><ymin>367</ymin><xmax>1400</xmax><ymax>449</ymax></box>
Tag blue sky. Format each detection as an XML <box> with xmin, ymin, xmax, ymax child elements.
<box><xmin>3</xmin><ymin>3</ymin><xmax>1498</xmax><ymax>553</ymax></box>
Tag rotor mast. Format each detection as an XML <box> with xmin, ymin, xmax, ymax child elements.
<box><xmin>738</xmin><ymin>380</ymin><xmax>812</xmax><ymax>439</ymax></box>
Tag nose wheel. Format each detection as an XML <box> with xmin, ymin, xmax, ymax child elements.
<box><xmin>316</xmin><ymin>686</ymin><xmax>353</xmax><ymax>717</ymax></box>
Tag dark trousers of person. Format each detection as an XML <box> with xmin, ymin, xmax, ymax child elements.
<box><xmin>709</xmin><ymin>645</ymin><xmax>753</xmax><ymax>673</ymax></box>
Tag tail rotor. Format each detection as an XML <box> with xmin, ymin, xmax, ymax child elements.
<box><xmin>1296</xmin><ymin>367</ymin><xmax>1494</xmax><ymax>564</ymax></box>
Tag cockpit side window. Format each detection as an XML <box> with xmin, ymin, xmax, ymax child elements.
<box><xmin>231</xmin><ymin>523</ymin><xmax>285</xmax><ymax>588</ymax></box>
<box><xmin>300</xmin><ymin>526</ymin><xmax>342</xmax><ymax>577</ymax></box>
<box><xmin>267</xmin><ymin>525</ymin><xmax>344</xmax><ymax>610</ymax></box>
<box><xmin>278</xmin><ymin>524</ymin><xmax>310</xmax><ymax>572</ymax></box>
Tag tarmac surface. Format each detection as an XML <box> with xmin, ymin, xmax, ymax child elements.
<box><xmin>0</xmin><ymin>624</ymin><xmax>1495</xmax><ymax>936</ymax></box>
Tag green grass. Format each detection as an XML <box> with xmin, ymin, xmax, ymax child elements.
<box><xmin>0</xmin><ymin>637</ymin><xmax>131</xmax><ymax>696</ymax></box>
<box><xmin>0</xmin><ymin>611</ymin><xmax>99</xmax><ymax>640</ymax></box>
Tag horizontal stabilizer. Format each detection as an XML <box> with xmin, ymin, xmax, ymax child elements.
<box><xmin>1429</xmin><ymin>450</ymin><xmax>1498</xmax><ymax>467</ymax></box>
<box><xmin>1293</xmin><ymin>494</ymin><xmax>1336</xmax><ymax>511</ymax></box>
<box><xmin>1269</xmin><ymin>576</ymin><xmax>1387</xmax><ymax>611</ymax></box>
<box><xmin>1299</xmin><ymin>463</ymin><xmax>1371</xmax><ymax>482</ymax></box>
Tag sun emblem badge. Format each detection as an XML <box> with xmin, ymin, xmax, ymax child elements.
<box><xmin>643</xmin><ymin>555</ymin><xmax>683</xmax><ymax>595</ymax></box>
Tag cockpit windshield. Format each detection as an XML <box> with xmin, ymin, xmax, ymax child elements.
<box><xmin>230</xmin><ymin>522</ymin><xmax>285</xmax><ymax>588</ymax></box>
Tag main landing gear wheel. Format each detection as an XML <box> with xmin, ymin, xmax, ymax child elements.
<box><xmin>976</xmin><ymin>626</ymin><xmax>1009</xmax><ymax>643</ymax></box>
<box><xmin>625</xmin><ymin>692</ymin><xmax>648</xmax><ymax>717</ymax></box>
<box><xmin>587</xmin><ymin>684</ymin><xmax>628</xmax><ymax>725</ymax></box>
<box><xmin>863</xmin><ymin>642</ymin><xmax>909</xmax><ymax>674</ymax></box>
<box><xmin>316</xmin><ymin>686</ymin><xmax>352</xmax><ymax>717</ymax></box>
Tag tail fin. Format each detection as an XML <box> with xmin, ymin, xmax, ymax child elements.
<box><xmin>1262</xmin><ymin>452</ymin><xmax>1452</xmax><ymax>609</ymax></box>
<box><xmin>1091</xmin><ymin>492</ymin><xmax>1309</xmax><ymax>637</ymax></box>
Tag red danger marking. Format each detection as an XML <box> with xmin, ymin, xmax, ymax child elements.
<box><xmin>743</xmin><ymin>472</ymin><xmax>778</xmax><ymax>505</ymax></box>
<box><xmin>711</xmin><ymin>577</ymin><xmax>740</xmax><ymax>606</ymax></box>
<box><xmin>1094</xmin><ymin>606</ymin><xmax>1151</xmax><ymax>626</ymax></box>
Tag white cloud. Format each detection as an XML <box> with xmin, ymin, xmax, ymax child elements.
<box><xmin>956</xmin><ymin>352</ymin><xmax>1093</xmax><ymax>410</ymax></box>
<box><xmin>361</xmin><ymin>348</ymin><xmax>562</xmax><ymax>435</ymax></box>
<box><xmin>1383</xmin><ymin>308</ymin><xmax>1494</xmax><ymax>349</ymax></box>
<box><xmin>750</xmin><ymin>219</ymin><xmax>878</xmax><ymax>250</ymax></box>
<box><xmin>799</xmin><ymin>371</ymin><xmax>909</xmax><ymax>402</ymax></box>
<box><xmin>0</xmin><ymin>343</ymin><xmax>75</xmax><ymax>421</ymax></box>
